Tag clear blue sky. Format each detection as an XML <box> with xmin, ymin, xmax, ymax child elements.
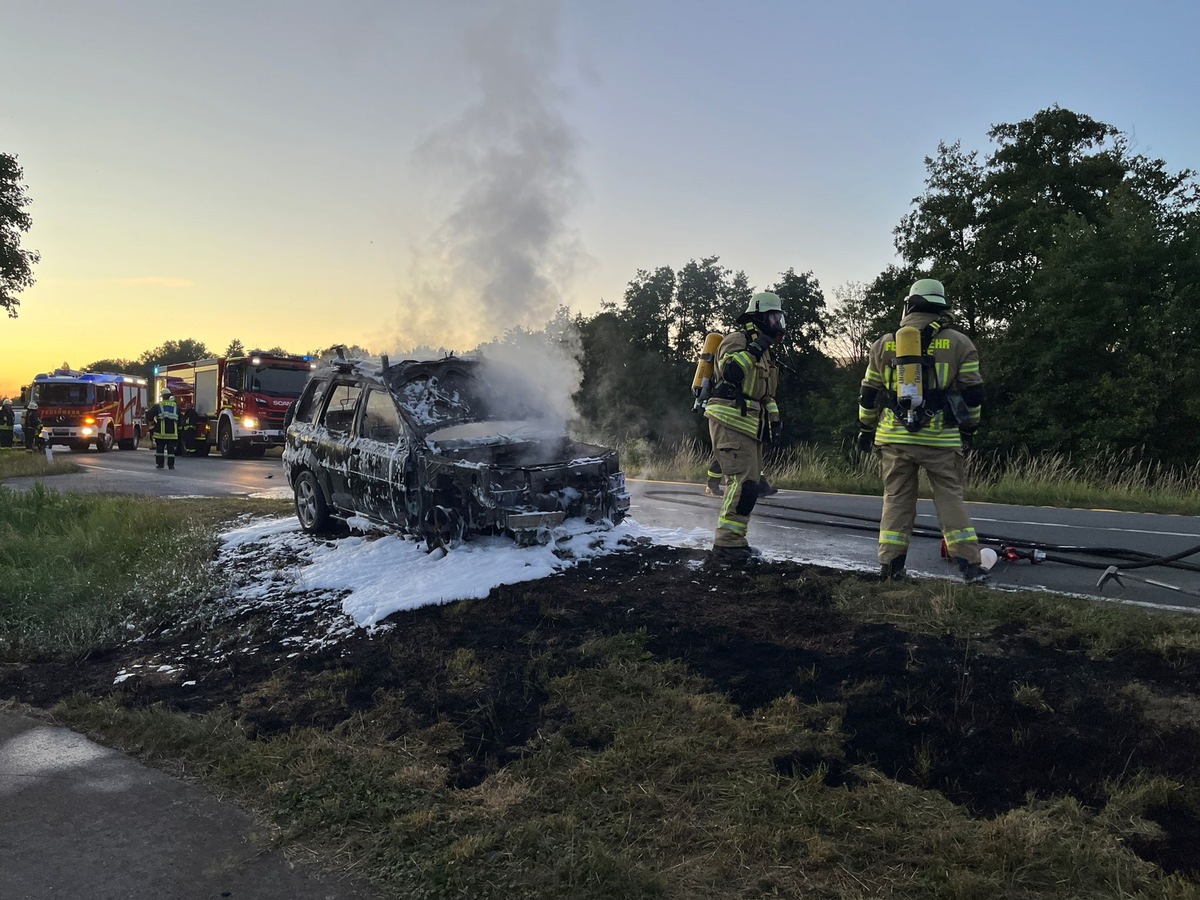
<box><xmin>2</xmin><ymin>0</ymin><xmax>1196</xmax><ymax>394</ymax></box>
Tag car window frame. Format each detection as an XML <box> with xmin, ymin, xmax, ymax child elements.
<box><xmin>356</xmin><ymin>388</ymin><xmax>403</xmax><ymax>443</ymax></box>
<box><xmin>318</xmin><ymin>380</ymin><xmax>366</xmax><ymax>436</ymax></box>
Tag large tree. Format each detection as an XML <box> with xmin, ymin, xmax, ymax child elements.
<box><xmin>891</xmin><ymin>106</ymin><xmax>1200</xmax><ymax>463</ymax></box>
<box><xmin>0</xmin><ymin>153</ymin><xmax>40</xmax><ymax>318</ymax></box>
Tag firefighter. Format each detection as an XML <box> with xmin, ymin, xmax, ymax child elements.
<box><xmin>22</xmin><ymin>403</ymin><xmax>41</xmax><ymax>451</ymax></box>
<box><xmin>857</xmin><ymin>278</ymin><xmax>988</xmax><ymax>583</ymax></box>
<box><xmin>0</xmin><ymin>399</ymin><xmax>14</xmax><ymax>448</ymax></box>
<box><xmin>147</xmin><ymin>389</ymin><xmax>180</xmax><ymax>469</ymax></box>
<box><xmin>704</xmin><ymin>291</ymin><xmax>785</xmax><ymax>562</ymax></box>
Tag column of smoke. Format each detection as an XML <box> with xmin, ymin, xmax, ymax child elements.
<box><xmin>391</xmin><ymin>0</ymin><xmax>587</xmax><ymax>433</ymax></box>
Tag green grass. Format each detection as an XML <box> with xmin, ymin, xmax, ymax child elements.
<box><xmin>622</xmin><ymin>440</ymin><xmax>1200</xmax><ymax>515</ymax></box>
<box><xmin>0</xmin><ymin>487</ymin><xmax>291</xmax><ymax>656</ymax></box>
<box><xmin>0</xmin><ymin>447</ymin><xmax>81</xmax><ymax>479</ymax></box>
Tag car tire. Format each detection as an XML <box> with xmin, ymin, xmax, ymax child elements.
<box><xmin>294</xmin><ymin>470</ymin><xmax>331</xmax><ymax>534</ymax></box>
<box><xmin>96</xmin><ymin>427</ymin><xmax>114</xmax><ymax>452</ymax></box>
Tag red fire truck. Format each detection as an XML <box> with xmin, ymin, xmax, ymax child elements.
<box><xmin>154</xmin><ymin>351</ymin><xmax>316</xmax><ymax>458</ymax></box>
<box><xmin>30</xmin><ymin>368</ymin><xmax>149</xmax><ymax>452</ymax></box>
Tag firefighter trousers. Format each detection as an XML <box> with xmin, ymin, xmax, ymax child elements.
<box><xmin>154</xmin><ymin>438</ymin><xmax>177</xmax><ymax>469</ymax></box>
<box><xmin>708</xmin><ymin>419</ymin><xmax>762</xmax><ymax>548</ymax></box>
<box><xmin>878</xmin><ymin>443</ymin><xmax>981</xmax><ymax>566</ymax></box>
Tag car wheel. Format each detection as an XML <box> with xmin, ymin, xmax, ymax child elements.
<box><xmin>294</xmin><ymin>470</ymin><xmax>331</xmax><ymax>534</ymax></box>
<box><xmin>96</xmin><ymin>427</ymin><xmax>114</xmax><ymax>452</ymax></box>
<box><xmin>218</xmin><ymin>421</ymin><xmax>237</xmax><ymax>458</ymax></box>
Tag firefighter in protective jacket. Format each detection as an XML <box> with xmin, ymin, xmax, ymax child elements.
<box><xmin>857</xmin><ymin>278</ymin><xmax>988</xmax><ymax>583</ymax></box>
<box><xmin>704</xmin><ymin>291</ymin><xmax>784</xmax><ymax>562</ymax></box>
<box><xmin>147</xmin><ymin>389</ymin><xmax>180</xmax><ymax>470</ymax></box>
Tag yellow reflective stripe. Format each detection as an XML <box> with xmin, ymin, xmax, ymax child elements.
<box><xmin>705</xmin><ymin>405</ymin><xmax>759</xmax><ymax>437</ymax></box>
<box><xmin>865</xmin><ymin>366</ymin><xmax>881</xmax><ymax>381</ymax></box>
<box><xmin>880</xmin><ymin>531</ymin><xmax>909</xmax><ymax>547</ymax></box>
<box><xmin>943</xmin><ymin>528</ymin><xmax>978</xmax><ymax>545</ymax></box>
<box><xmin>936</xmin><ymin>362</ymin><xmax>948</xmax><ymax>388</ymax></box>
<box><xmin>718</xmin><ymin>517</ymin><xmax>747</xmax><ymax>534</ymax></box>
<box><xmin>960</xmin><ymin>360</ymin><xmax>980</xmax><ymax>374</ymax></box>
<box><xmin>765</xmin><ymin>400</ymin><xmax>779</xmax><ymax>415</ymax></box>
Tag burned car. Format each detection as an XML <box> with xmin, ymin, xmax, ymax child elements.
<box><xmin>283</xmin><ymin>353</ymin><xmax>630</xmax><ymax>547</ymax></box>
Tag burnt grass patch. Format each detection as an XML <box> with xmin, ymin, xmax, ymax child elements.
<box><xmin>4</xmin><ymin>542</ymin><xmax>1200</xmax><ymax>878</ymax></box>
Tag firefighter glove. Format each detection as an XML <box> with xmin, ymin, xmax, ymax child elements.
<box><xmin>748</xmin><ymin>331</ymin><xmax>774</xmax><ymax>359</ymax></box>
<box><xmin>856</xmin><ymin>428</ymin><xmax>875</xmax><ymax>453</ymax></box>
<box><xmin>960</xmin><ymin>426</ymin><xmax>976</xmax><ymax>454</ymax></box>
<box><xmin>768</xmin><ymin>420</ymin><xmax>783</xmax><ymax>446</ymax></box>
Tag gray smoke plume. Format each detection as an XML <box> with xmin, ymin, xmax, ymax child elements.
<box><xmin>398</xmin><ymin>0</ymin><xmax>586</xmax><ymax>350</ymax></box>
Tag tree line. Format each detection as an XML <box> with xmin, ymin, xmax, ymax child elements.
<box><xmin>6</xmin><ymin>105</ymin><xmax>1199</xmax><ymax>464</ymax></box>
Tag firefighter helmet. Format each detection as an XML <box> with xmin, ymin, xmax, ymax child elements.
<box><xmin>906</xmin><ymin>278</ymin><xmax>949</xmax><ymax>311</ymax></box>
<box><xmin>1</xmin><ymin>398</ymin><xmax>10</xmax><ymax>406</ymax></box>
<box><xmin>27</xmin><ymin>402</ymin><xmax>38</xmax><ymax>410</ymax></box>
<box><xmin>739</xmin><ymin>291</ymin><xmax>787</xmax><ymax>338</ymax></box>
<box><xmin>160</xmin><ymin>389</ymin><xmax>172</xmax><ymax>399</ymax></box>
<box><xmin>744</xmin><ymin>291</ymin><xmax>783</xmax><ymax>316</ymax></box>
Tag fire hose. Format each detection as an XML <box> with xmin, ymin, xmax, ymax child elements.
<box><xmin>651</xmin><ymin>489</ymin><xmax>1200</xmax><ymax>598</ymax></box>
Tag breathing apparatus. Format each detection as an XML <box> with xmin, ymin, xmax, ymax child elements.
<box><xmin>692</xmin><ymin>332</ymin><xmax>725</xmax><ymax>410</ymax></box>
<box><xmin>893</xmin><ymin>279</ymin><xmax>950</xmax><ymax>433</ymax></box>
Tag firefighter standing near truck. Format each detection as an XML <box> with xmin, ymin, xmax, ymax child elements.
<box><xmin>22</xmin><ymin>403</ymin><xmax>41</xmax><ymax>451</ymax></box>
<box><xmin>703</xmin><ymin>291</ymin><xmax>785</xmax><ymax>563</ymax></box>
<box><xmin>857</xmin><ymin>278</ymin><xmax>988</xmax><ymax>583</ymax></box>
<box><xmin>0</xmin><ymin>399</ymin><xmax>14</xmax><ymax>448</ymax></box>
<box><xmin>147</xmin><ymin>389</ymin><xmax>180</xmax><ymax>470</ymax></box>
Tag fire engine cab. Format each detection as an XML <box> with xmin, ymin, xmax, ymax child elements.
<box><xmin>154</xmin><ymin>351</ymin><xmax>316</xmax><ymax>458</ymax></box>
<box><xmin>30</xmin><ymin>369</ymin><xmax>148</xmax><ymax>452</ymax></box>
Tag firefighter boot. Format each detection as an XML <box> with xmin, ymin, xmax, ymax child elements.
<box><xmin>708</xmin><ymin>545</ymin><xmax>761</xmax><ymax>566</ymax></box>
<box><xmin>880</xmin><ymin>555</ymin><xmax>907</xmax><ymax>580</ymax></box>
<box><xmin>704</xmin><ymin>477</ymin><xmax>723</xmax><ymax>497</ymax></box>
<box><xmin>758</xmin><ymin>476</ymin><xmax>779</xmax><ymax>497</ymax></box>
<box><xmin>956</xmin><ymin>557</ymin><xmax>990</xmax><ymax>585</ymax></box>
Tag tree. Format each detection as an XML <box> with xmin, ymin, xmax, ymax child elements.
<box><xmin>672</xmin><ymin>257</ymin><xmax>729</xmax><ymax>362</ymax></box>
<box><xmin>618</xmin><ymin>266</ymin><xmax>675</xmax><ymax>352</ymax></box>
<box><xmin>0</xmin><ymin>153</ymin><xmax>40</xmax><ymax>318</ymax></box>
<box><xmin>224</xmin><ymin>339</ymin><xmax>245</xmax><ymax>356</ymax></box>
<box><xmin>893</xmin><ymin>141</ymin><xmax>989</xmax><ymax>334</ymax></box>
<box><xmin>85</xmin><ymin>358</ymin><xmax>138</xmax><ymax>375</ymax></box>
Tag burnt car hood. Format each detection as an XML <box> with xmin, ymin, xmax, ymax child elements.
<box><xmin>383</xmin><ymin>357</ymin><xmax>545</xmax><ymax>439</ymax></box>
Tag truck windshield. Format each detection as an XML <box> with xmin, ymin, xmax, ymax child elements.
<box><xmin>248</xmin><ymin>366</ymin><xmax>312</xmax><ymax>398</ymax></box>
<box><xmin>32</xmin><ymin>383</ymin><xmax>95</xmax><ymax>405</ymax></box>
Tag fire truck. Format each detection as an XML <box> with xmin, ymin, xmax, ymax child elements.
<box><xmin>154</xmin><ymin>351</ymin><xmax>316</xmax><ymax>458</ymax></box>
<box><xmin>30</xmin><ymin>368</ymin><xmax>149</xmax><ymax>452</ymax></box>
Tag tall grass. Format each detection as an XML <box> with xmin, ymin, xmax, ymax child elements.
<box><xmin>0</xmin><ymin>487</ymin><xmax>286</xmax><ymax>657</ymax></box>
<box><xmin>619</xmin><ymin>440</ymin><xmax>1200</xmax><ymax>515</ymax></box>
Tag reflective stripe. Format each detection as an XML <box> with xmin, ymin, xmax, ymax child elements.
<box><xmin>880</xmin><ymin>530</ymin><xmax>909</xmax><ymax>548</ymax></box>
<box><xmin>717</xmin><ymin>516</ymin><xmax>748</xmax><ymax>535</ymax></box>
<box><xmin>705</xmin><ymin>401</ymin><xmax>760</xmax><ymax>437</ymax></box>
<box><xmin>943</xmin><ymin>527</ymin><xmax>979</xmax><ymax>546</ymax></box>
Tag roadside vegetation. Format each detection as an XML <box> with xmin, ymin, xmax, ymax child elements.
<box><xmin>3</xmin><ymin>490</ymin><xmax>1200</xmax><ymax>898</ymax></box>
<box><xmin>0</xmin><ymin>448</ymin><xmax>80</xmax><ymax>480</ymax></box>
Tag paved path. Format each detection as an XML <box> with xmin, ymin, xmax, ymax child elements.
<box><xmin>0</xmin><ymin>705</ymin><xmax>376</xmax><ymax>900</ymax></box>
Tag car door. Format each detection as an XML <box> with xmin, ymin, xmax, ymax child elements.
<box><xmin>347</xmin><ymin>388</ymin><xmax>408</xmax><ymax>524</ymax></box>
<box><xmin>314</xmin><ymin>381</ymin><xmax>363</xmax><ymax>512</ymax></box>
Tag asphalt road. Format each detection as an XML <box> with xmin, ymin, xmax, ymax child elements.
<box><xmin>6</xmin><ymin>444</ymin><xmax>290</xmax><ymax>499</ymax></box>
<box><xmin>8</xmin><ymin>447</ymin><xmax>1200</xmax><ymax>612</ymax></box>
<box><xmin>629</xmin><ymin>480</ymin><xmax>1200</xmax><ymax>613</ymax></box>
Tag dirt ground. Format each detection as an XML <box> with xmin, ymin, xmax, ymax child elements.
<box><xmin>4</xmin><ymin>541</ymin><xmax>1200</xmax><ymax>879</ymax></box>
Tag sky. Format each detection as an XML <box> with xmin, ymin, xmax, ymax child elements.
<box><xmin>2</xmin><ymin>0</ymin><xmax>1197</xmax><ymax>399</ymax></box>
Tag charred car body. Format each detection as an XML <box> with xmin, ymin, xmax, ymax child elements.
<box><xmin>283</xmin><ymin>353</ymin><xmax>630</xmax><ymax>547</ymax></box>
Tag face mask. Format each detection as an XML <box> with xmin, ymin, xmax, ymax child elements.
<box><xmin>763</xmin><ymin>311</ymin><xmax>787</xmax><ymax>337</ymax></box>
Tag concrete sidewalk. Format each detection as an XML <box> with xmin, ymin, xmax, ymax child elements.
<box><xmin>0</xmin><ymin>706</ymin><xmax>376</xmax><ymax>900</ymax></box>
